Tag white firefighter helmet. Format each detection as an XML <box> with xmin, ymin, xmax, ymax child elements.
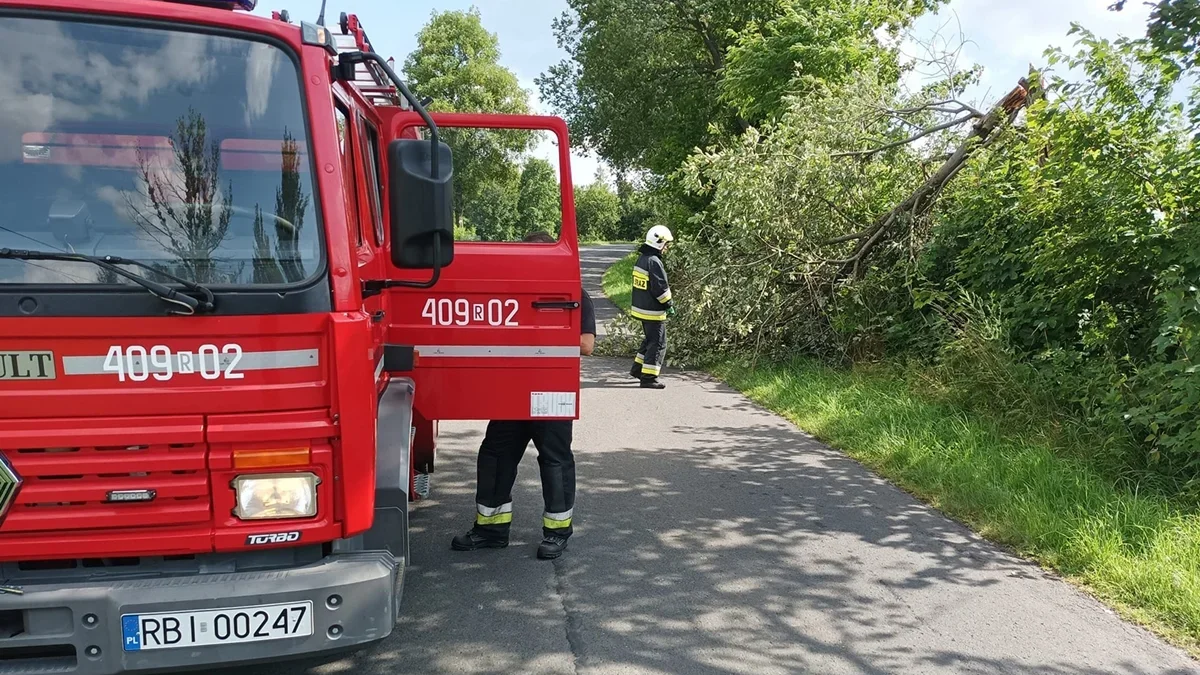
<box><xmin>645</xmin><ymin>225</ymin><xmax>674</xmax><ymax>250</ymax></box>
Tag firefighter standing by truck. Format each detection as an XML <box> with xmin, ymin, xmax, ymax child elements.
<box><xmin>630</xmin><ymin>225</ymin><xmax>675</xmax><ymax>389</ymax></box>
<box><xmin>451</xmin><ymin>231</ymin><xmax>597</xmax><ymax>560</ymax></box>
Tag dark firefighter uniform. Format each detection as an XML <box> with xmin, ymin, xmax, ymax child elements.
<box><xmin>452</xmin><ymin>287</ymin><xmax>596</xmax><ymax>560</ymax></box>
<box><xmin>630</xmin><ymin>244</ymin><xmax>672</xmax><ymax>388</ymax></box>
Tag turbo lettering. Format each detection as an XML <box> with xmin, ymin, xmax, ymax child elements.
<box><xmin>246</xmin><ymin>532</ymin><xmax>302</xmax><ymax>546</ymax></box>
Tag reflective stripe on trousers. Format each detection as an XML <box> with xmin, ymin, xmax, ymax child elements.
<box><xmin>473</xmin><ymin>419</ymin><xmax>576</xmax><ymax>536</ymax></box>
<box><xmin>476</xmin><ymin>501</ymin><xmax>513</xmax><ymax>526</ymax></box>
<box><xmin>543</xmin><ymin>508</ymin><xmax>573</xmax><ymax>530</ymax></box>
<box><xmin>636</xmin><ymin>319</ymin><xmax>666</xmax><ymax>378</ymax></box>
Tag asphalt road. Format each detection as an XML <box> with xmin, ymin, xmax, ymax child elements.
<box><xmin>225</xmin><ymin>244</ymin><xmax>1197</xmax><ymax>675</ymax></box>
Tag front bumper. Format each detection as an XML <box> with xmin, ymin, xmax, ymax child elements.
<box><xmin>0</xmin><ymin>551</ymin><xmax>402</xmax><ymax>675</ymax></box>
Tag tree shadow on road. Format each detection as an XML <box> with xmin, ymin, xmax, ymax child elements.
<box><xmin>219</xmin><ymin>359</ymin><xmax>1195</xmax><ymax>675</ymax></box>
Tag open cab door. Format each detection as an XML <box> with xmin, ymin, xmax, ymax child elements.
<box><xmin>379</xmin><ymin>113</ymin><xmax>582</xmax><ymax>422</ymax></box>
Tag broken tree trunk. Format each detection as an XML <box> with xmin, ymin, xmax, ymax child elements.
<box><xmin>831</xmin><ymin>78</ymin><xmax>1039</xmax><ymax>282</ymax></box>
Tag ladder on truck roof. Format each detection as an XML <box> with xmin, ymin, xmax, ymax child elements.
<box><xmin>330</xmin><ymin>12</ymin><xmax>410</xmax><ymax>109</ymax></box>
<box><xmin>270</xmin><ymin>7</ymin><xmax>411</xmax><ymax>110</ymax></box>
<box><xmin>269</xmin><ymin>8</ymin><xmax>415</xmax><ymax>109</ymax></box>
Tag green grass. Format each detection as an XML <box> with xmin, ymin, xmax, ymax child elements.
<box><xmin>599</xmin><ymin>256</ymin><xmax>1200</xmax><ymax>656</ymax></box>
<box><xmin>601</xmin><ymin>250</ymin><xmax>636</xmax><ymax>312</ymax></box>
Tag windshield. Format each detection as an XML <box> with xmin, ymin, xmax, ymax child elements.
<box><xmin>0</xmin><ymin>16</ymin><xmax>322</xmax><ymax>287</ymax></box>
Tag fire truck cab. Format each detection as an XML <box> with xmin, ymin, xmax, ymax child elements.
<box><xmin>0</xmin><ymin>1</ymin><xmax>583</xmax><ymax>673</ymax></box>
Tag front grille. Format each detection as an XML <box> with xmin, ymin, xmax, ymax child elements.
<box><xmin>1</xmin><ymin>444</ymin><xmax>209</xmax><ymax>533</ymax></box>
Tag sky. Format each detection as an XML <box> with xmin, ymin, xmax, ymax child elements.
<box><xmin>249</xmin><ymin>0</ymin><xmax>1158</xmax><ymax>183</ymax></box>
<box><xmin>902</xmin><ymin>0</ymin><xmax>1155</xmax><ymax>104</ymax></box>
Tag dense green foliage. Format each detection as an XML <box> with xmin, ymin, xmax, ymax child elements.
<box><xmin>910</xmin><ymin>33</ymin><xmax>1200</xmax><ymax>481</ymax></box>
<box><xmin>570</xmin><ymin>3</ymin><xmax>1200</xmax><ymax>490</ymax></box>
<box><xmin>515</xmin><ymin>158</ymin><xmax>561</xmax><ymax>237</ymax></box>
<box><xmin>1116</xmin><ymin>0</ymin><xmax>1200</xmax><ymax>70</ymax></box>
<box><xmin>538</xmin><ymin>0</ymin><xmax>941</xmax><ymax>174</ymax></box>
<box><xmin>403</xmin><ymin>8</ymin><xmax>534</xmax><ymax>231</ymax></box>
<box><xmin>721</xmin><ymin>0</ymin><xmax>944</xmax><ymax>122</ymax></box>
<box><xmin>460</xmin><ymin>166</ymin><xmax>520</xmax><ymax>241</ymax></box>
<box><xmin>538</xmin><ymin>0</ymin><xmax>775</xmax><ymax>174</ymax></box>
<box><xmin>405</xmin><ymin>8</ymin><xmax>632</xmax><ymax>242</ymax></box>
<box><xmin>574</xmin><ymin>179</ymin><xmax>621</xmax><ymax>241</ymax></box>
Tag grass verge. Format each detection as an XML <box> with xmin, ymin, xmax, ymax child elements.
<box><xmin>601</xmin><ymin>250</ymin><xmax>636</xmax><ymax>312</ymax></box>
<box><xmin>598</xmin><ymin>256</ymin><xmax>1200</xmax><ymax>656</ymax></box>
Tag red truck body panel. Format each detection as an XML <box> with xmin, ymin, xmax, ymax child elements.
<box><xmin>0</xmin><ymin>1</ymin><xmax>586</xmax><ymax>670</ymax></box>
<box><xmin>0</xmin><ymin>315</ymin><xmax>350</xmax><ymax>561</ymax></box>
<box><xmin>385</xmin><ymin>112</ymin><xmax>582</xmax><ymax>422</ymax></box>
<box><xmin>0</xmin><ymin>2</ymin><xmax>582</xmax><ymax>563</ymax></box>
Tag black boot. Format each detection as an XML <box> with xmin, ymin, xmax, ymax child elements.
<box><xmin>630</xmin><ymin>363</ymin><xmax>642</xmax><ymax>379</ymax></box>
<box><xmin>640</xmin><ymin>377</ymin><xmax>665</xmax><ymax>389</ymax></box>
<box><xmin>537</xmin><ymin>533</ymin><xmax>570</xmax><ymax>560</ymax></box>
<box><xmin>451</xmin><ymin>528</ymin><xmax>508</xmax><ymax>551</ymax></box>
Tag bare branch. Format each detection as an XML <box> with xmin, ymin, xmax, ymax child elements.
<box><xmin>950</xmin><ymin>99</ymin><xmax>984</xmax><ymax>117</ymax></box>
<box><xmin>822</xmin><ymin>229</ymin><xmax>873</xmax><ymax>245</ymax></box>
<box><xmin>832</xmin><ymin>114</ymin><xmax>976</xmax><ymax>158</ymax></box>
<box><xmin>877</xmin><ymin>109</ymin><xmax>925</xmax><ymax>131</ymax></box>
<box><xmin>829</xmin><ymin>78</ymin><xmax>1037</xmax><ymax>282</ymax></box>
<box><xmin>889</xmin><ymin>99</ymin><xmax>960</xmax><ymax>114</ymax></box>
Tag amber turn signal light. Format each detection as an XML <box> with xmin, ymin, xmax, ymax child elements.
<box><xmin>233</xmin><ymin>447</ymin><xmax>311</xmax><ymax>470</ymax></box>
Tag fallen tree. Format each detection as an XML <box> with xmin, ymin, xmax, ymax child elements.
<box><xmin>828</xmin><ymin>78</ymin><xmax>1038</xmax><ymax>282</ymax></box>
<box><xmin>653</xmin><ymin>71</ymin><xmax>1040</xmax><ymax>363</ymax></box>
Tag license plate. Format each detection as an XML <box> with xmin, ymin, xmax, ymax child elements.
<box><xmin>121</xmin><ymin>601</ymin><xmax>313</xmax><ymax>651</ymax></box>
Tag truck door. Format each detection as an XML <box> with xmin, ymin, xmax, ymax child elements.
<box><xmin>353</xmin><ymin>108</ymin><xmax>390</xmax><ymax>387</ymax></box>
<box><xmin>382</xmin><ymin>113</ymin><xmax>581</xmax><ymax>422</ymax></box>
<box><xmin>333</xmin><ymin>93</ymin><xmax>389</xmax><ymax>391</ymax></box>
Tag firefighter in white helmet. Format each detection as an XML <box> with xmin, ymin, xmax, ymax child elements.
<box><xmin>629</xmin><ymin>225</ymin><xmax>675</xmax><ymax>389</ymax></box>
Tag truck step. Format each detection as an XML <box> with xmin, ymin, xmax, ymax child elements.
<box><xmin>413</xmin><ymin>472</ymin><xmax>430</xmax><ymax>500</ymax></box>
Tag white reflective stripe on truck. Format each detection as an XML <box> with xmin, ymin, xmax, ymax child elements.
<box><xmin>61</xmin><ymin>348</ymin><xmax>320</xmax><ymax>376</ymax></box>
<box><xmin>413</xmin><ymin>345</ymin><xmax>579</xmax><ymax>358</ymax></box>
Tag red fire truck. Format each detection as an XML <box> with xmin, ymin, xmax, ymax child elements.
<box><xmin>0</xmin><ymin>1</ymin><xmax>583</xmax><ymax>672</ymax></box>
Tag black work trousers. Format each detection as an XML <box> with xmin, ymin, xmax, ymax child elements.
<box><xmin>634</xmin><ymin>319</ymin><xmax>667</xmax><ymax>379</ymax></box>
<box><xmin>473</xmin><ymin>419</ymin><xmax>576</xmax><ymax>540</ymax></box>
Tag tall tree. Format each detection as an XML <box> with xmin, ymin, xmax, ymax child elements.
<box><xmin>128</xmin><ymin>108</ymin><xmax>233</xmax><ymax>284</ymax></box>
<box><xmin>516</xmin><ymin>158</ymin><xmax>561</xmax><ymax>236</ymax></box>
<box><xmin>537</xmin><ymin>0</ymin><xmax>942</xmax><ymax>176</ymax></box>
<box><xmin>463</xmin><ymin>165</ymin><xmax>521</xmax><ymax>241</ymax></box>
<box><xmin>403</xmin><ymin>8</ymin><xmax>533</xmax><ymax>224</ymax></box>
<box><xmin>574</xmin><ymin>180</ymin><xmax>621</xmax><ymax>240</ymax></box>
<box><xmin>537</xmin><ymin>0</ymin><xmax>782</xmax><ymax>175</ymax></box>
<box><xmin>720</xmin><ymin>0</ymin><xmax>945</xmax><ymax>123</ymax></box>
<box><xmin>615</xmin><ymin>173</ymin><xmax>656</xmax><ymax>240</ymax></box>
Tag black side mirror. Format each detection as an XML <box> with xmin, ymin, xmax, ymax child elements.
<box><xmin>388</xmin><ymin>138</ymin><xmax>454</xmax><ymax>269</ymax></box>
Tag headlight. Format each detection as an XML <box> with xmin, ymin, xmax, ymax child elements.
<box><xmin>232</xmin><ymin>473</ymin><xmax>319</xmax><ymax>520</ymax></box>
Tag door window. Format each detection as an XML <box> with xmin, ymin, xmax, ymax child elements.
<box><xmin>334</xmin><ymin>101</ymin><xmax>363</xmax><ymax>247</ymax></box>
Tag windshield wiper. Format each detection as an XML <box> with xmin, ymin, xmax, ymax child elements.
<box><xmin>0</xmin><ymin>248</ymin><xmax>215</xmax><ymax>315</ymax></box>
